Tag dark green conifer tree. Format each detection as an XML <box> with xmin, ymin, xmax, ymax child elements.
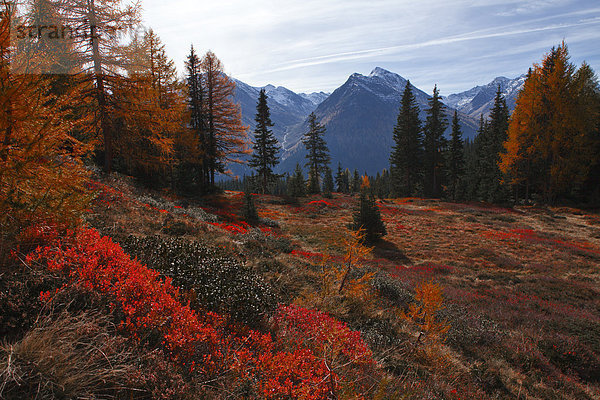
<box><xmin>446</xmin><ymin>110</ymin><xmax>464</xmax><ymax>200</ymax></box>
<box><xmin>180</xmin><ymin>45</ymin><xmax>206</xmax><ymax>192</ymax></box>
<box><xmin>302</xmin><ymin>112</ymin><xmax>330</xmax><ymax>193</ymax></box>
<box><xmin>307</xmin><ymin>165</ymin><xmax>320</xmax><ymax>194</ymax></box>
<box><xmin>287</xmin><ymin>163</ymin><xmax>306</xmax><ymax>197</ymax></box>
<box><xmin>390</xmin><ymin>81</ymin><xmax>423</xmax><ymax>197</ymax></box>
<box><xmin>464</xmin><ymin>116</ymin><xmax>487</xmax><ymax>200</ymax></box>
<box><xmin>351</xmin><ymin>169</ymin><xmax>360</xmax><ymax>193</ymax></box>
<box><xmin>483</xmin><ymin>87</ymin><xmax>510</xmax><ymax>202</ymax></box>
<box><xmin>351</xmin><ymin>192</ymin><xmax>386</xmax><ymax>244</ymax></box>
<box><xmin>472</xmin><ymin>88</ymin><xmax>509</xmax><ymax>203</ymax></box>
<box><xmin>240</xmin><ymin>192</ymin><xmax>259</xmax><ymax>223</ymax></box>
<box><xmin>335</xmin><ymin>162</ymin><xmax>349</xmax><ymax>193</ymax></box>
<box><xmin>249</xmin><ymin>89</ymin><xmax>280</xmax><ymax>194</ymax></box>
<box><xmin>423</xmin><ymin>85</ymin><xmax>448</xmax><ymax>198</ymax></box>
<box><xmin>323</xmin><ymin>166</ymin><xmax>334</xmax><ymax>197</ymax></box>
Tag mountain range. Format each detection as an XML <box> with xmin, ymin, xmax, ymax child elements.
<box><xmin>226</xmin><ymin>67</ymin><xmax>525</xmax><ymax>178</ymax></box>
<box><xmin>443</xmin><ymin>75</ymin><xmax>526</xmax><ymax>118</ymax></box>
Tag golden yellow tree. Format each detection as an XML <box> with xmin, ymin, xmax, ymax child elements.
<box><xmin>400</xmin><ymin>280</ymin><xmax>450</xmax><ymax>344</ymax></box>
<box><xmin>501</xmin><ymin>43</ymin><xmax>600</xmax><ymax>202</ymax></box>
<box><xmin>51</xmin><ymin>0</ymin><xmax>141</xmax><ymax>173</ymax></box>
<box><xmin>0</xmin><ymin>3</ymin><xmax>90</xmax><ymax>257</ymax></box>
<box><xmin>300</xmin><ymin>228</ymin><xmax>375</xmax><ymax>312</ymax></box>
<box><xmin>113</xmin><ymin>29</ymin><xmax>184</xmax><ymax>184</ymax></box>
<box><xmin>338</xmin><ymin>227</ymin><xmax>374</xmax><ymax>295</ymax></box>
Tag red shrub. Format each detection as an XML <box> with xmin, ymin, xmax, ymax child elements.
<box><xmin>271</xmin><ymin>304</ymin><xmax>375</xmax><ymax>398</ymax></box>
<box><xmin>26</xmin><ymin>228</ymin><xmax>229</xmax><ymax>374</ymax></box>
<box><xmin>25</xmin><ymin>228</ymin><xmax>377</xmax><ymax>397</ymax></box>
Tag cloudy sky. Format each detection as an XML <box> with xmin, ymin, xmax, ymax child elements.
<box><xmin>141</xmin><ymin>0</ymin><xmax>600</xmax><ymax>95</ymax></box>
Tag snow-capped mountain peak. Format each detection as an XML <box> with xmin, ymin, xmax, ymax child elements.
<box><xmin>443</xmin><ymin>74</ymin><xmax>526</xmax><ymax>117</ymax></box>
<box><xmin>299</xmin><ymin>91</ymin><xmax>330</xmax><ymax>106</ymax></box>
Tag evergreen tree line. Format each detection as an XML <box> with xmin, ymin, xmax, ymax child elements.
<box><xmin>230</xmin><ymin>42</ymin><xmax>600</xmax><ymax>207</ymax></box>
<box><xmin>388</xmin><ymin>80</ymin><xmax>511</xmax><ymax>202</ymax></box>
<box><xmin>387</xmin><ymin>44</ymin><xmax>600</xmax><ymax>205</ymax></box>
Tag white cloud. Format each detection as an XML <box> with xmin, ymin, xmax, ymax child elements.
<box><xmin>140</xmin><ymin>0</ymin><xmax>600</xmax><ymax>93</ymax></box>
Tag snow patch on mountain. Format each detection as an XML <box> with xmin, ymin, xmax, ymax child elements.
<box><xmin>443</xmin><ymin>75</ymin><xmax>526</xmax><ymax>117</ymax></box>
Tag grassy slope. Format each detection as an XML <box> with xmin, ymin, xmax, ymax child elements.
<box><xmin>87</xmin><ymin>174</ymin><xmax>600</xmax><ymax>399</ymax></box>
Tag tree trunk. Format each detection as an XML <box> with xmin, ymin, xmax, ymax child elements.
<box><xmin>1</xmin><ymin>4</ymin><xmax>12</xmax><ymax>165</ymax></box>
<box><xmin>338</xmin><ymin>263</ymin><xmax>352</xmax><ymax>294</ymax></box>
<box><xmin>88</xmin><ymin>1</ymin><xmax>112</xmax><ymax>173</ymax></box>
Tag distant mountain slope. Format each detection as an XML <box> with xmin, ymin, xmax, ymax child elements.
<box><xmin>277</xmin><ymin>68</ymin><xmax>479</xmax><ymax>176</ymax></box>
<box><xmin>443</xmin><ymin>75</ymin><xmax>526</xmax><ymax>118</ymax></box>
<box><xmin>233</xmin><ymin>80</ymin><xmax>327</xmax><ymax>145</ymax></box>
<box><xmin>226</xmin><ymin>69</ymin><xmax>525</xmax><ymax>179</ymax></box>
<box><xmin>227</xmin><ymin>80</ymin><xmax>328</xmax><ymax>178</ymax></box>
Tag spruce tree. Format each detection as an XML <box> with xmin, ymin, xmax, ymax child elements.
<box><xmin>323</xmin><ymin>166</ymin><xmax>334</xmax><ymax>197</ymax></box>
<box><xmin>307</xmin><ymin>165</ymin><xmax>320</xmax><ymax>194</ymax></box>
<box><xmin>351</xmin><ymin>192</ymin><xmax>386</xmax><ymax>244</ymax></box>
<box><xmin>466</xmin><ymin>116</ymin><xmax>488</xmax><ymax>200</ymax></box>
<box><xmin>461</xmin><ymin>137</ymin><xmax>478</xmax><ymax>201</ymax></box>
<box><xmin>423</xmin><ymin>85</ymin><xmax>448</xmax><ymax>198</ymax></box>
<box><xmin>351</xmin><ymin>169</ymin><xmax>360</xmax><ymax>193</ymax></box>
<box><xmin>446</xmin><ymin>110</ymin><xmax>464</xmax><ymax>200</ymax></box>
<box><xmin>249</xmin><ymin>89</ymin><xmax>280</xmax><ymax>194</ymax></box>
<box><xmin>183</xmin><ymin>45</ymin><xmax>206</xmax><ymax>191</ymax></box>
<box><xmin>478</xmin><ymin>87</ymin><xmax>509</xmax><ymax>203</ymax></box>
<box><xmin>287</xmin><ymin>163</ymin><xmax>306</xmax><ymax>198</ymax></box>
<box><xmin>390</xmin><ymin>81</ymin><xmax>423</xmax><ymax>197</ymax></box>
<box><xmin>335</xmin><ymin>162</ymin><xmax>349</xmax><ymax>193</ymax></box>
<box><xmin>302</xmin><ymin>112</ymin><xmax>330</xmax><ymax>193</ymax></box>
<box><xmin>240</xmin><ymin>192</ymin><xmax>259</xmax><ymax>223</ymax></box>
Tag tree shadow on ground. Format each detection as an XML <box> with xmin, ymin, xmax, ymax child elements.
<box><xmin>372</xmin><ymin>240</ymin><xmax>410</xmax><ymax>264</ymax></box>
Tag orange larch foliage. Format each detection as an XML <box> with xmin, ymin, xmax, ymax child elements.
<box><xmin>114</xmin><ymin>29</ymin><xmax>183</xmax><ymax>179</ymax></box>
<box><xmin>501</xmin><ymin>42</ymin><xmax>600</xmax><ymax>201</ymax></box>
<box><xmin>400</xmin><ymin>279</ymin><xmax>450</xmax><ymax>343</ymax></box>
<box><xmin>0</xmin><ymin>3</ymin><xmax>90</xmax><ymax>257</ymax></box>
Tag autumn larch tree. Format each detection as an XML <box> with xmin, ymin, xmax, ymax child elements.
<box><xmin>302</xmin><ymin>112</ymin><xmax>330</xmax><ymax>193</ymax></box>
<box><xmin>52</xmin><ymin>0</ymin><xmax>141</xmax><ymax>173</ymax></box>
<box><xmin>114</xmin><ymin>29</ymin><xmax>182</xmax><ymax>186</ymax></box>
<box><xmin>446</xmin><ymin>110</ymin><xmax>464</xmax><ymax>200</ymax></box>
<box><xmin>423</xmin><ymin>85</ymin><xmax>448</xmax><ymax>198</ymax></box>
<box><xmin>390</xmin><ymin>80</ymin><xmax>423</xmax><ymax>197</ymax></box>
<box><xmin>201</xmin><ymin>51</ymin><xmax>249</xmax><ymax>189</ymax></box>
<box><xmin>501</xmin><ymin>42</ymin><xmax>600</xmax><ymax>203</ymax></box>
<box><xmin>249</xmin><ymin>89</ymin><xmax>280</xmax><ymax>194</ymax></box>
<box><xmin>1</xmin><ymin>3</ymin><xmax>90</xmax><ymax>255</ymax></box>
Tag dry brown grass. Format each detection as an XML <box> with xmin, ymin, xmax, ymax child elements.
<box><xmin>0</xmin><ymin>311</ymin><xmax>141</xmax><ymax>400</ymax></box>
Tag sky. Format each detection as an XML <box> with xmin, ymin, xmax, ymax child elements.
<box><xmin>141</xmin><ymin>0</ymin><xmax>600</xmax><ymax>95</ymax></box>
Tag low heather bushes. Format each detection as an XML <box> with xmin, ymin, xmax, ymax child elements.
<box><xmin>119</xmin><ymin>235</ymin><xmax>277</xmax><ymax>327</ymax></box>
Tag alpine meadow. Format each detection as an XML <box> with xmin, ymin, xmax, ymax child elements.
<box><xmin>2</xmin><ymin>1</ymin><xmax>600</xmax><ymax>399</ymax></box>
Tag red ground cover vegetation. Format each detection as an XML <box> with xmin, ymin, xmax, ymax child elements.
<box><xmin>24</xmin><ymin>226</ymin><xmax>377</xmax><ymax>397</ymax></box>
